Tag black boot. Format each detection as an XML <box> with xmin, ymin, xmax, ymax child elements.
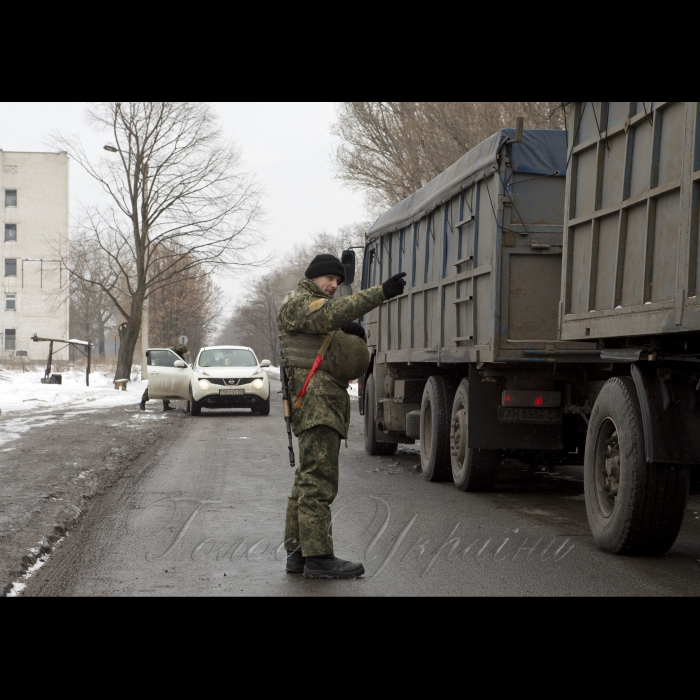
<box><xmin>163</xmin><ymin>402</ymin><xmax>174</xmax><ymax>412</ymax></box>
<box><xmin>139</xmin><ymin>400</ymin><xmax>146</xmax><ymax>411</ymax></box>
<box><xmin>285</xmin><ymin>550</ymin><xmax>306</xmax><ymax>573</ymax></box>
<box><xmin>303</xmin><ymin>554</ymin><xmax>365</xmax><ymax>579</ymax></box>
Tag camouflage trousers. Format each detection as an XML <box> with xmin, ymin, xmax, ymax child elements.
<box><xmin>141</xmin><ymin>387</ymin><xmax>169</xmax><ymax>404</ymax></box>
<box><xmin>284</xmin><ymin>424</ymin><xmax>341</xmax><ymax>557</ymax></box>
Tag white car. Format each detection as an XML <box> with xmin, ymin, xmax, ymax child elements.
<box><xmin>145</xmin><ymin>345</ymin><xmax>272</xmax><ymax>416</ymax></box>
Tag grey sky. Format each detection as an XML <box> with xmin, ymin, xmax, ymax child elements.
<box><xmin>0</xmin><ymin>102</ymin><xmax>368</xmax><ymax>303</ymax></box>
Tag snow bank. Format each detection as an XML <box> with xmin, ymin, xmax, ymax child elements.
<box><xmin>0</xmin><ymin>367</ymin><xmax>148</xmax><ymax>415</ymax></box>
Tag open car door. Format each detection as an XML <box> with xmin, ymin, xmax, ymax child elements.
<box><xmin>146</xmin><ymin>349</ymin><xmax>192</xmax><ymax>399</ymax></box>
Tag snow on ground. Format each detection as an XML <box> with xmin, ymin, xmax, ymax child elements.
<box><xmin>0</xmin><ymin>366</ymin><xmax>148</xmax><ymax>417</ymax></box>
<box><xmin>0</xmin><ymin>364</ymin><xmax>352</xmax><ymax>418</ymax></box>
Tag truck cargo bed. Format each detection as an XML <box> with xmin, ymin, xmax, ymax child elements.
<box><xmin>362</xmin><ymin>128</ymin><xmax>597</xmax><ymax>365</ymax></box>
<box><xmin>561</xmin><ymin>102</ymin><xmax>700</xmax><ymax>340</ymax></box>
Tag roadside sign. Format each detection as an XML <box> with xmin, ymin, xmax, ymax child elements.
<box><xmin>179</xmin><ymin>335</ymin><xmax>188</xmax><ymax>345</ymax></box>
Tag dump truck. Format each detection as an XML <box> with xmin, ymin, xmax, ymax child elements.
<box><xmin>356</xmin><ymin>103</ymin><xmax>698</xmax><ymax>555</ymax></box>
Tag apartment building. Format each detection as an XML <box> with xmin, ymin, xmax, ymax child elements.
<box><xmin>1</xmin><ymin>150</ymin><xmax>69</xmax><ymax>361</ymax></box>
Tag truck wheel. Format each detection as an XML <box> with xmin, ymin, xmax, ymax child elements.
<box><xmin>420</xmin><ymin>376</ymin><xmax>457</xmax><ymax>482</ymax></box>
<box><xmin>450</xmin><ymin>378</ymin><xmax>499</xmax><ymax>491</ymax></box>
<box><xmin>364</xmin><ymin>374</ymin><xmax>397</xmax><ymax>456</ymax></box>
<box><xmin>188</xmin><ymin>387</ymin><xmax>202</xmax><ymax>416</ymax></box>
<box><xmin>584</xmin><ymin>376</ymin><xmax>689</xmax><ymax>555</ymax></box>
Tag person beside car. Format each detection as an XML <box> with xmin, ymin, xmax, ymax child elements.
<box><xmin>139</xmin><ymin>343</ymin><xmax>188</xmax><ymax>411</ymax></box>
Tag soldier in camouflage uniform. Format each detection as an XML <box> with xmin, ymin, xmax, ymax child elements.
<box><xmin>278</xmin><ymin>253</ymin><xmax>406</xmax><ymax>578</ymax></box>
<box><xmin>139</xmin><ymin>343</ymin><xmax>189</xmax><ymax>412</ymax></box>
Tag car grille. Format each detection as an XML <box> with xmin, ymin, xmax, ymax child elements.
<box><xmin>204</xmin><ymin>377</ymin><xmax>255</xmax><ymax>386</ymax></box>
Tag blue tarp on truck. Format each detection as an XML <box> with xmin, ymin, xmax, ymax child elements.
<box><xmin>367</xmin><ymin>128</ymin><xmax>568</xmax><ymax>239</ymax></box>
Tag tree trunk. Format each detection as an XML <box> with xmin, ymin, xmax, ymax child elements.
<box><xmin>115</xmin><ymin>323</ymin><xmax>139</xmax><ymax>381</ymax></box>
<box><xmin>115</xmin><ymin>301</ymin><xmax>143</xmax><ymax>381</ymax></box>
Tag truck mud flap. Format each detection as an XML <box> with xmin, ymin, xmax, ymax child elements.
<box><xmin>631</xmin><ymin>363</ymin><xmax>700</xmax><ymax>464</ymax></box>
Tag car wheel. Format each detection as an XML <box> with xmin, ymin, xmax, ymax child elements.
<box><xmin>254</xmin><ymin>394</ymin><xmax>271</xmax><ymax>416</ymax></box>
<box><xmin>189</xmin><ymin>386</ymin><xmax>202</xmax><ymax>416</ymax></box>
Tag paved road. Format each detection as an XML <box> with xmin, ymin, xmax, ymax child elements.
<box><xmin>0</xmin><ymin>400</ymin><xmax>176</xmax><ymax>596</ymax></box>
<box><xmin>24</xmin><ymin>379</ymin><xmax>700</xmax><ymax>596</ymax></box>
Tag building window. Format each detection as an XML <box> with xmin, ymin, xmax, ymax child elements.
<box><xmin>4</xmin><ymin>224</ymin><xmax>17</xmax><ymax>241</ymax></box>
<box><xmin>5</xmin><ymin>294</ymin><xmax>15</xmax><ymax>310</ymax></box>
<box><xmin>5</xmin><ymin>190</ymin><xmax>17</xmax><ymax>207</ymax></box>
<box><xmin>4</xmin><ymin>259</ymin><xmax>17</xmax><ymax>276</ymax></box>
<box><xmin>5</xmin><ymin>329</ymin><xmax>15</xmax><ymax>351</ymax></box>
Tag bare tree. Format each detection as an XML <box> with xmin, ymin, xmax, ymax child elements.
<box><xmin>332</xmin><ymin>102</ymin><xmax>565</xmax><ymax>214</ymax></box>
<box><xmin>56</xmin><ymin>102</ymin><xmax>266</xmax><ymax>381</ymax></box>
<box><xmin>69</xmin><ymin>231</ymin><xmax>119</xmax><ymax>358</ymax></box>
<box><xmin>218</xmin><ymin>271</ymin><xmax>289</xmax><ymax>364</ymax></box>
<box><xmin>148</xmin><ymin>245</ymin><xmax>224</xmax><ymax>352</ymax></box>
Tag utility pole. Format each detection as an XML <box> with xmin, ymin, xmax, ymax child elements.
<box><xmin>141</xmin><ymin>291</ymin><xmax>149</xmax><ymax>379</ymax></box>
<box><xmin>141</xmin><ymin>162</ymin><xmax>150</xmax><ymax>380</ymax></box>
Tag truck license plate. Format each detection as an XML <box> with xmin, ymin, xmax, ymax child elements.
<box><xmin>220</xmin><ymin>389</ymin><xmax>244</xmax><ymax>395</ymax></box>
<box><xmin>498</xmin><ymin>406</ymin><xmax>561</xmax><ymax>424</ymax></box>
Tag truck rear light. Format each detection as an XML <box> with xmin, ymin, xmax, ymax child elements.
<box><xmin>501</xmin><ymin>390</ymin><xmax>560</xmax><ymax>408</ymax></box>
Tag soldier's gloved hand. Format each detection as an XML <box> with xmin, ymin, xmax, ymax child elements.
<box><xmin>382</xmin><ymin>271</ymin><xmax>407</xmax><ymax>300</ymax></box>
<box><xmin>341</xmin><ymin>322</ymin><xmax>366</xmax><ymax>339</ymax></box>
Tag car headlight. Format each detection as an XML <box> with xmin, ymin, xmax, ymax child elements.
<box><xmin>198</xmin><ymin>379</ymin><xmax>210</xmax><ymax>389</ymax></box>
<box><xmin>252</xmin><ymin>378</ymin><xmax>264</xmax><ymax>389</ymax></box>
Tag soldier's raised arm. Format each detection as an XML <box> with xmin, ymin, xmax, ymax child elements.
<box><xmin>282</xmin><ymin>272</ymin><xmax>407</xmax><ymax>335</ymax></box>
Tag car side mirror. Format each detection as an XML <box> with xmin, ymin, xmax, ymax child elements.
<box><xmin>174</xmin><ymin>360</ymin><xmax>187</xmax><ymax>368</ymax></box>
<box><xmin>260</xmin><ymin>360</ymin><xmax>271</xmax><ymax>367</ymax></box>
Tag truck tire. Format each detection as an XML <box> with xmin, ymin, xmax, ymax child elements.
<box><xmin>584</xmin><ymin>376</ymin><xmax>690</xmax><ymax>555</ymax></box>
<box><xmin>450</xmin><ymin>378</ymin><xmax>499</xmax><ymax>491</ymax></box>
<box><xmin>188</xmin><ymin>387</ymin><xmax>202</xmax><ymax>416</ymax></box>
<box><xmin>420</xmin><ymin>376</ymin><xmax>457</xmax><ymax>482</ymax></box>
<box><xmin>364</xmin><ymin>374</ymin><xmax>397</xmax><ymax>456</ymax></box>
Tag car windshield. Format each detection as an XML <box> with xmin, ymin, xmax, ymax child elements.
<box><xmin>198</xmin><ymin>349</ymin><xmax>257</xmax><ymax>368</ymax></box>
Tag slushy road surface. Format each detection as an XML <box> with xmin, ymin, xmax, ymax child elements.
<box><xmin>25</xmin><ymin>379</ymin><xmax>700</xmax><ymax>596</ymax></box>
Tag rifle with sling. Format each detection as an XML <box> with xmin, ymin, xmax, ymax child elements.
<box><xmin>279</xmin><ymin>344</ymin><xmax>295</xmax><ymax>469</ymax></box>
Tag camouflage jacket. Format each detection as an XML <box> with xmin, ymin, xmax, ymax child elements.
<box><xmin>278</xmin><ymin>277</ymin><xmax>385</xmax><ymax>437</ymax></box>
<box><xmin>170</xmin><ymin>345</ymin><xmax>188</xmax><ymax>360</ymax></box>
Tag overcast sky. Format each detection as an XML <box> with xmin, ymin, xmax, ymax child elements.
<box><xmin>0</xmin><ymin>102</ymin><xmax>368</xmax><ymax>304</ymax></box>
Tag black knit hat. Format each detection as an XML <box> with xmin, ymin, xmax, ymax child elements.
<box><xmin>305</xmin><ymin>254</ymin><xmax>345</xmax><ymax>283</ymax></box>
